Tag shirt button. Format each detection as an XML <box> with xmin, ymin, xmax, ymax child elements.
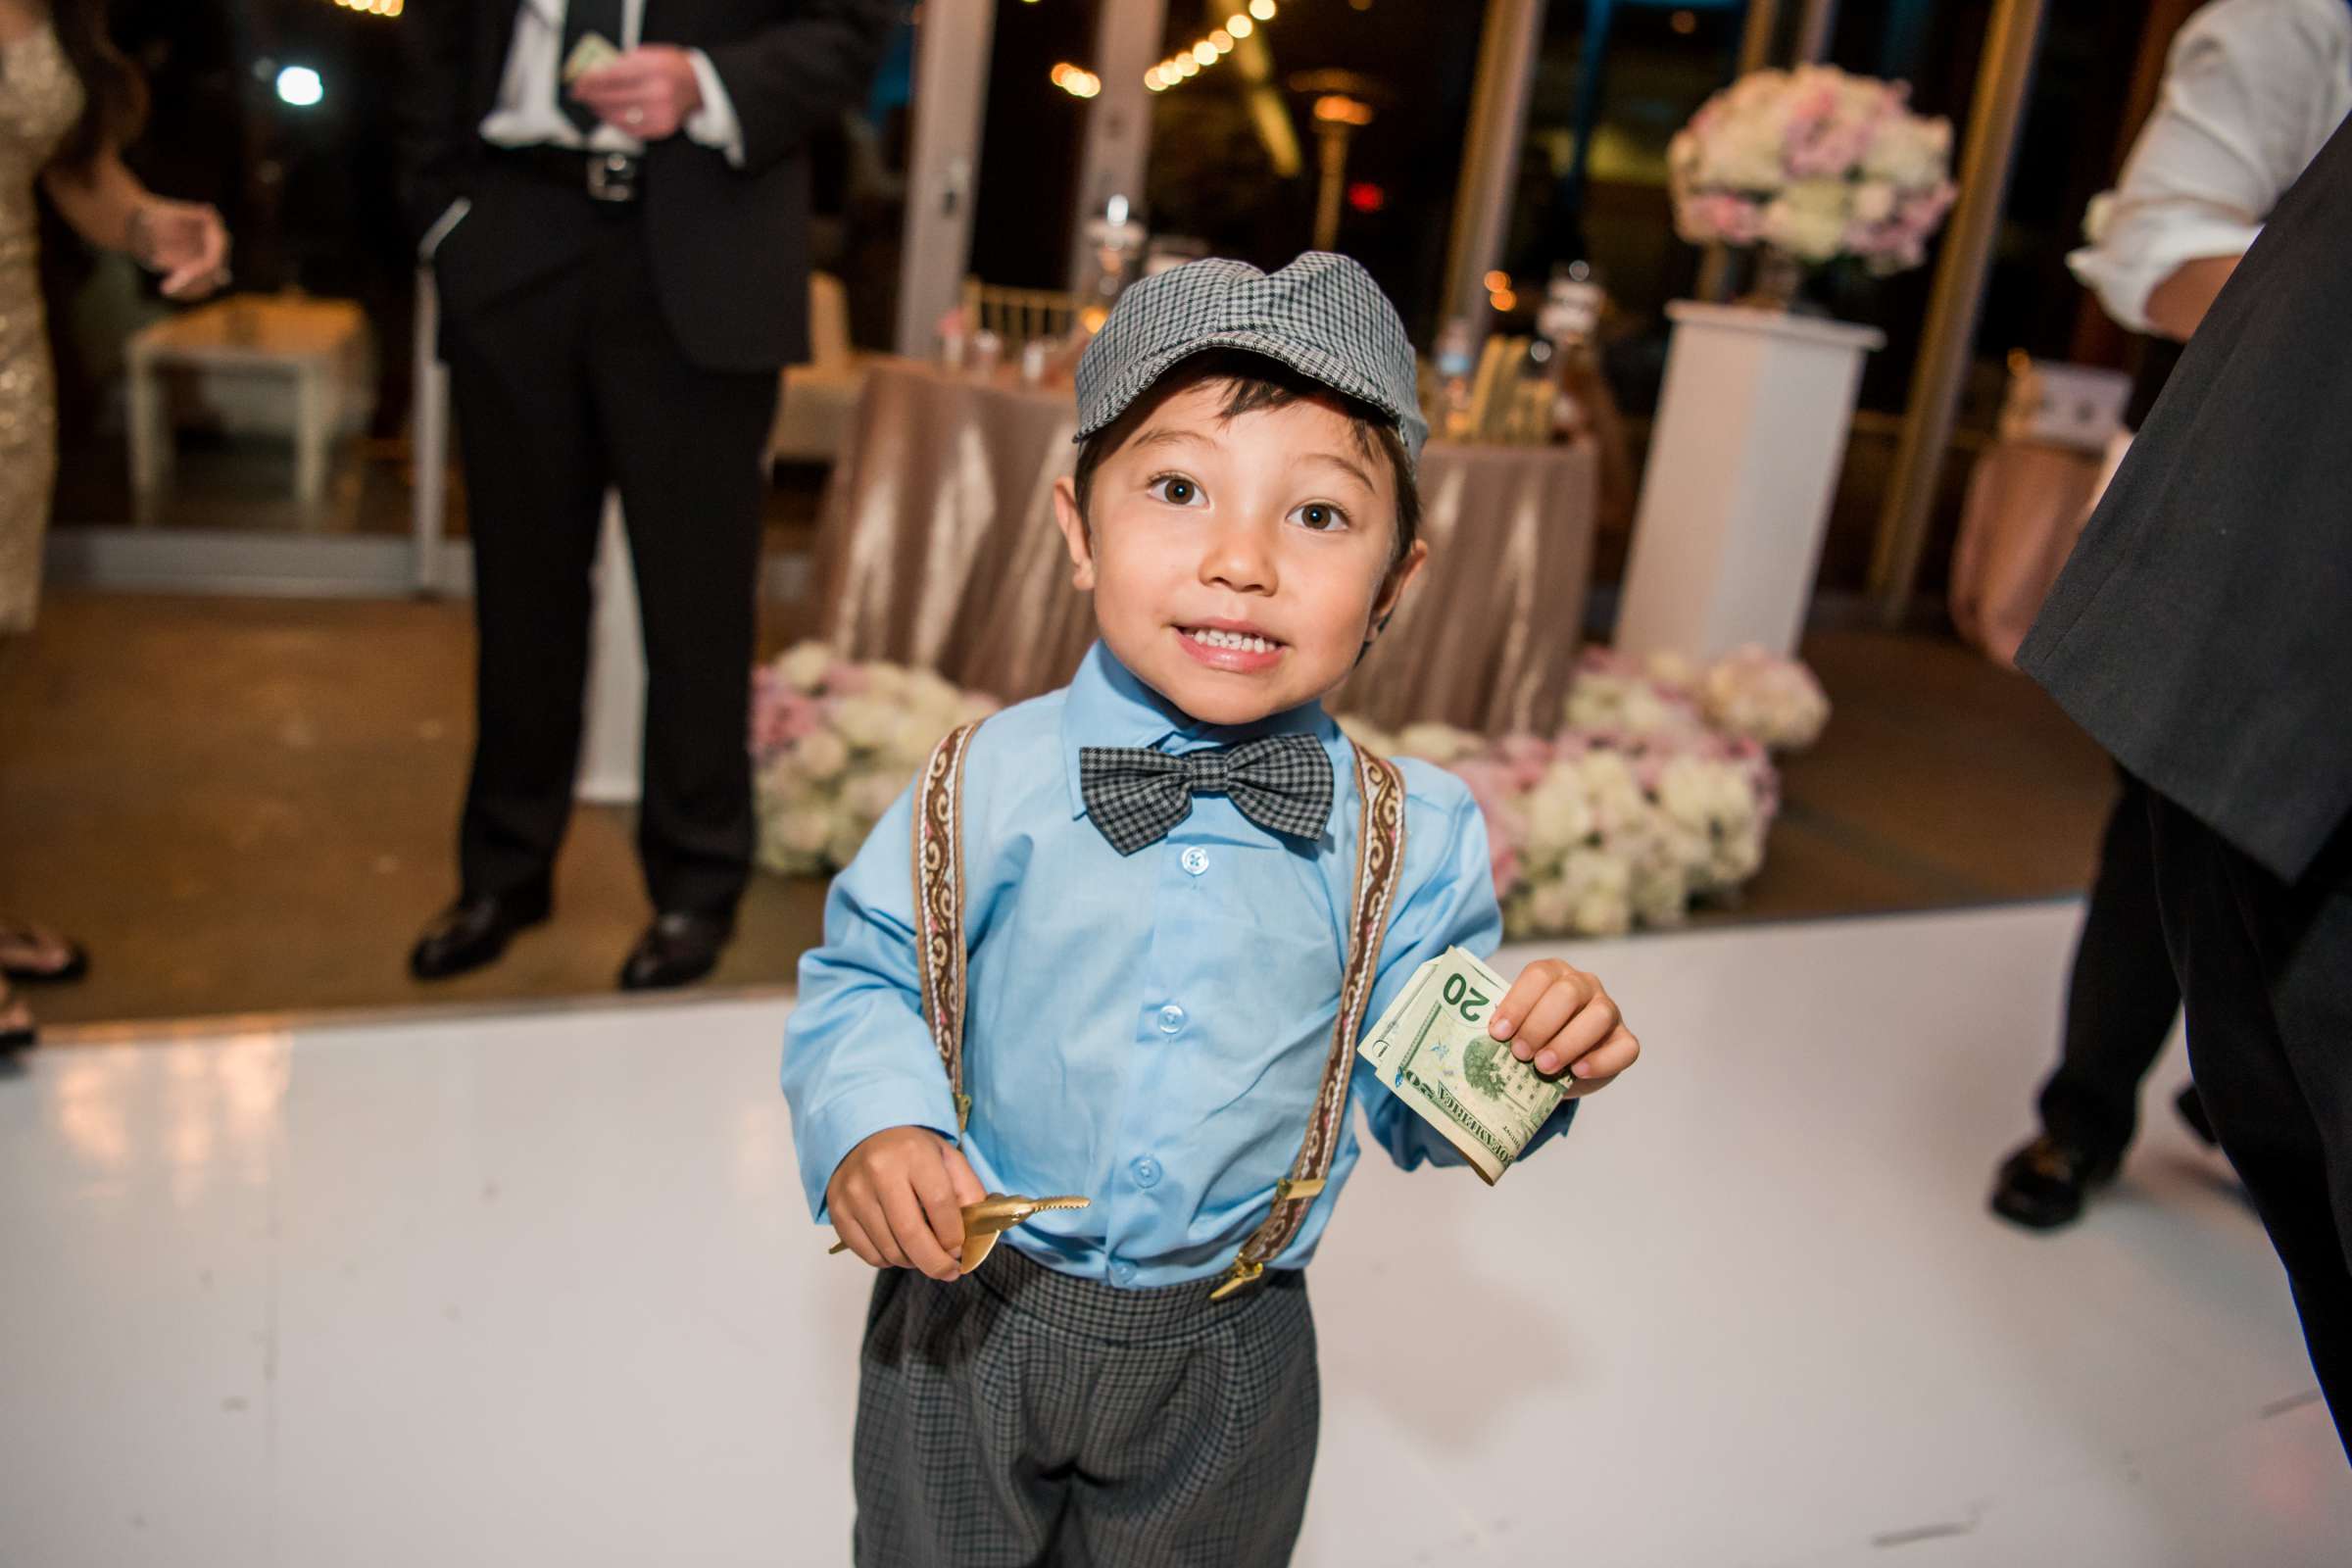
<box><xmin>1131</xmin><ymin>1155</ymin><xmax>1162</xmax><ymax>1188</ymax></box>
<box><xmin>1110</xmin><ymin>1259</ymin><xmax>1138</xmax><ymax>1286</ymax></box>
<box><xmin>1181</xmin><ymin>845</ymin><xmax>1210</xmax><ymax>876</ymax></box>
<box><xmin>1157</xmin><ymin>1004</ymin><xmax>1187</xmax><ymax>1035</ymax></box>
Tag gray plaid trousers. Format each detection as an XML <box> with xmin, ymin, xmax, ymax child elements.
<box><xmin>852</xmin><ymin>1247</ymin><xmax>1320</xmax><ymax>1566</ymax></box>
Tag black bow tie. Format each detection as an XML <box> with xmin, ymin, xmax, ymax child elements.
<box><xmin>1079</xmin><ymin>735</ymin><xmax>1335</xmax><ymax>856</ymax></box>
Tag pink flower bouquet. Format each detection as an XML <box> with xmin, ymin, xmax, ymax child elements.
<box><xmin>1668</xmin><ymin>65</ymin><xmax>1957</xmax><ymax>275</ymax></box>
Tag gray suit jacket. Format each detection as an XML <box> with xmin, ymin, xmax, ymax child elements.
<box><xmin>2018</xmin><ymin>115</ymin><xmax>2352</xmax><ymax>884</ymax></box>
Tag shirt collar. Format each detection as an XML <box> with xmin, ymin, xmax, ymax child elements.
<box><xmin>1059</xmin><ymin>641</ymin><xmax>1340</xmax><ymax>822</ymax></box>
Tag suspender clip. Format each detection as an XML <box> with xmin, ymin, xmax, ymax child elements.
<box><xmin>1274</xmin><ymin>1176</ymin><xmax>1326</xmax><ymax>1203</ymax></box>
<box><xmin>1207</xmin><ymin>1258</ymin><xmax>1265</xmax><ymax>1302</ymax></box>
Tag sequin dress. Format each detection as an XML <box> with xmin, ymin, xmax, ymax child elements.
<box><xmin>0</xmin><ymin>23</ymin><xmax>84</xmax><ymax>634</ymax></box>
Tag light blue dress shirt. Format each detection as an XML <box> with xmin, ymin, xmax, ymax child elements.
<box><xmin>781</xmin><ymin>643</ymin><xmax>1577</xmax><ymax>1288</ymax></box>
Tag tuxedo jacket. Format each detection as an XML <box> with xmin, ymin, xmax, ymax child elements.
<box><xmin>2018</xmin><ymin>114</ymin><xmax>2352</xmax><ymax>884</ymax></box>
<box><xmin>394</xmin><ymin>0</ymin><xmax>894</xmax><ymax>371</ymax></box>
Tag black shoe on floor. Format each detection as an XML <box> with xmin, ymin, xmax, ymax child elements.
<box><xmin>1</xmin><ymin>936</ymin><xmax>87</xmax><ymax>985</ymax></box>
<box><xmin>2175</xmin><ymin>1083</ymin><xmax>2219</xmax><ymax>1147</ymax></box>
<box><xmin>619</xmin><ymin>910</ymin><xmax>733</xmax><ymax>992</ymax></box>
<box><xmin>409</xmin><ymin>887</ymin><xmax>552</xmax><ymax>981</ymax></box>
<box><xmin>1990</xmin><ymin>1134</ymin><xmax>2120</xmax><ymax>1231</ymax></box>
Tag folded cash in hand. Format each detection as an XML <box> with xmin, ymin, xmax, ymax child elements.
<box><xmin>1358</xmin><ymin>947</ymin><xmax>1568</xmax><ymax>1184</ymax></box>
<box><xmin>563</xmin><ymin>31</ymin><xmax>623</xmax><ymax>84</ymax></box>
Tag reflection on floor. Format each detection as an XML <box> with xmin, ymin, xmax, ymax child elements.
<box><xmin>1</xmin><ymin>593</ymin><xmax>2113</xmax><ymax>1028</ymax></box>
<box><xmin>2</xmin><ymin>906</ymin><xmax>2342</xmax><ymax>1565</ymax></box>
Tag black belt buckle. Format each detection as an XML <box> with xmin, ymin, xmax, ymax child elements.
<box><xmin>587</xmin><ymin>152</ymin><xmax>641</xmax><ymax>204</ymax></box>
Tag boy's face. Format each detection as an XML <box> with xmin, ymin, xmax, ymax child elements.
<box><xmin>1053</xmin><ymin>380</ymin><xmax>1427</xmax><ymax>727</ymax></box>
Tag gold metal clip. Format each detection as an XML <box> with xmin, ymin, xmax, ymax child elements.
<box><xmin>1274</xmin><ymin>1176</ymin><xmax>1326</xmax><ymax>1204</ymax></box>
<box><xmin>955</xmin><ymin>1093</ymin><xmax>972</xmax><ymax>1133</ymax></box>
<box><xmin>1207</xmin><ymin>1258</ymin><xmax>1264</xmax><ymax>1302</ymax></box>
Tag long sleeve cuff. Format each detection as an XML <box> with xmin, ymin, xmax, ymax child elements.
<box><xmin>793</xmin><ymin>1078</ymin><xmax>963</xmax><ymax>1224</ymax></box>
<box><xmin>682</xmin><ymin>48</ymin><xmax>748</xmax><ymax>169</ymax></box>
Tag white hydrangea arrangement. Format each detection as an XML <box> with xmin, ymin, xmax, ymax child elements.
<box><xmin>1341</xmin><ymin>646</ymin><xmax>1824</xmax><ymax>938</ymax></box>
<box><xmin>750</xmin><ymin>643</ymin><xmax>1000</xmax><ymax>876</ymax></box>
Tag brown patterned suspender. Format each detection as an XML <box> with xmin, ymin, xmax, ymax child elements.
<box><xmin>906</xmin><ymin>722</ymin><xmax>1410</xmax><ymax>1300</ymax></box>
<box><xmin>1207</xmin><ymin>743</ymin><xmax>1408</xmax><ymax>1300</ymax></box>
<box><xmin>909</xmin><ymin>722</ymin><xmax>983</xmax><ymax>1136</ymax></box>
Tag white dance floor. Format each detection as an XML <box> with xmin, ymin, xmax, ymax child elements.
<box><xmin>2</xmin><ymin>903</ymin><xmax>2344</xmax><ymax>1565</ymax></box>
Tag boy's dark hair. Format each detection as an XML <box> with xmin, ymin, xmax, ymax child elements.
<box><xmin>1071</xmin><ymin>350</ymin><xmax>1422</xmax><ymax>572</ymax></box>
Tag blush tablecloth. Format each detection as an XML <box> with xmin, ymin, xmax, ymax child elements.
<box><xmin>812</xmin><ymin>358</ymin><xmax>1600</xmax><ymax>733</ymax></box>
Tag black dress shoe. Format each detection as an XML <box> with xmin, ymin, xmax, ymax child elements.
<box><xmin>1</xmin><ymin>934</ymin><xmax>87</xmax><ymax>985</ymax></box>
<box><xmin>619</xmin><ymin>910</ymin><xmax>733</xmax><ymax>991</ymax></box>
<box><xmin>2174</xmin><ymin>1083</ymin><xmax>2220</xmax><ymax>1147</ymax></box>
<box><xmin>410</xmin><ymin>888</ymin><xmax>552</xmax><ymax>981</ymax></box>
<box><xmin>1990</xmin><ymin>1133</ymin><xmax>2119</xmax><ymax>1231</ymax></box>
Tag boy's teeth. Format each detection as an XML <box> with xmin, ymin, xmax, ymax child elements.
<box><xmin>1189</xmin><ymin>628</ymin><xmax>1276</xmax><ymax>654</ymax></box>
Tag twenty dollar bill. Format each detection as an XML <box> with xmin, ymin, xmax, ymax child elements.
<box><xmin>1359</xmin><ymin>947</ymin><xmax>1567</xmax><ymax>1184</ymax></box>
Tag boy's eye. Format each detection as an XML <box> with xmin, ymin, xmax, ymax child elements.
<box><xmin>1148</xmin><ymin>474</ymin><xmax>1205</xmax><ymax>507</ymax></box>
<box><xmin>1290</xmin><ymin>501</ymin><xmax>1349</xmax><ymax>533</ymax></box>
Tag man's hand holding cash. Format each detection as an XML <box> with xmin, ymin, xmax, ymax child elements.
<box><xmin>1360</xmin><ymin>950</ymin><xmax>1638</xmax><ymax>1184</ymax></box>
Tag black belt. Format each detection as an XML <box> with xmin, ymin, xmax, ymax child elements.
<box><xmin>489</xmin><ymin>143</ymin><xmax>645</xmax><ymax>204</ymax></box>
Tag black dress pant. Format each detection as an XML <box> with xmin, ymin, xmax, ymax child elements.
<box><xmin>437</xmin><ymin>181</ymin><xmax>778</xmax><ymax>916</ymax></box>
<box><xmin>2035</xmin><ymin>771</ymin><xmax>2184</xmax><ymax>1160</ymax></box>
<box><xmin>2147</xmin><ymin>789</ymin><xmax>2352</xmax><ymax>1458</ymax></box>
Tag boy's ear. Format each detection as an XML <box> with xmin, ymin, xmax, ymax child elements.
<box><xmin>1052</xmin><ymin>475</ymin><xmax>1097</xmax><ymax>592</ymax></box>
<box><xmin>1368</xmin><ymin>537</ymin><xmax>1429</xmax><ymax>636</ymax></box>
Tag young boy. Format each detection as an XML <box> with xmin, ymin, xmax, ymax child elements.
<box><xmin>782</xmin><ymin>253</ymin><xmax>1639</xmax><ymax>1566</ymax></box>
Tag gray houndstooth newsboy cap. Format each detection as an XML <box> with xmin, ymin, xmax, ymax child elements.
<box><xmin>1074</xmin><ymin>252</ymin><xmax>1429</xmax><ymax>466</ymax></box>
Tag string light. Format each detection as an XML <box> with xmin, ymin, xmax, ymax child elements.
<box><xmin>1149</xmin><ymin>3</ymin><xmax>1278</xmax><ymax>92</ymax></box>
<box><xmin>1050</xmin><ymin>63</ymin><xmax>1102</xmax><ymax>98</ymax></box>
<box><xmin>328</xmin><ymin>0</ymin><xmax>403</xmax><ymax>15</ymax></box>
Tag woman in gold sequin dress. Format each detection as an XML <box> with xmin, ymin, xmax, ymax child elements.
<box><xmin>1</xmin><ymin>0</ymin><xmax>228</xmax><ymax>1047</ymax></box>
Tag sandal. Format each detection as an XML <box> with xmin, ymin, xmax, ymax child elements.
<box><xmin>0</xmin><ymin>920</ymin><xmax>88</xmax><ymax>985</ymax></box>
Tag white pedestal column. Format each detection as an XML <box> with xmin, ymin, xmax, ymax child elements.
<box><xmin>1614</xmin><ymin>302</ymin><xmax>1884</xmax><ymax>661</ymax></box>
<box><xmin>577</xmin><ymin>496</ymin><xmax>645</xmax><ymax>805</ymax></box>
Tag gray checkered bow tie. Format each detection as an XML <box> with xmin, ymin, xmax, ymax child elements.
<box><xmin>1079</xmin><ymin>735</ymin><xmax>1335</xmax><ymax>856</ymax></box>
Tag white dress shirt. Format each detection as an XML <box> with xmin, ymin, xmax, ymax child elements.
<box><xmin>2070</xmin><ymin>0</ymin><xmax>2352</xmax><ymax>333</ymax></box>
<box><xmin>422</xmin><ymin>0</ymin><xmax>747</xmax><ymax>258</ymax></box>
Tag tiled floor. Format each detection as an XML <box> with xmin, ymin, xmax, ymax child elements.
<box><xmin>1</xmin><ymin>591</ymin><xmax>2112</xmax><ymax>1028</ymax></box>
<box><xmin>3</xmin><ymin>906</ymin><xmax>2342</xmax><ymax>1565</ymax></box>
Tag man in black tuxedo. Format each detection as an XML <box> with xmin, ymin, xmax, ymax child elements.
<box><xmin>395</xmin><ymin>0</ymin><xmax>893</xmax><ymax>989</ymax></box>
<box><xmin>2020</xmin><ymin>114</ymin><xmax>2352</xmax><ymax>1459</ymax></box>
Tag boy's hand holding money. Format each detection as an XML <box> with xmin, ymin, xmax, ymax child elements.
<box><xmin>569</xmin><ymin>45</ymin><xmax>705</xmax><ymax>140</ymax></box>
<box><xmin>827</xmin><ymin>1126</ymin><xmax>989</xmax><ymax>1281</ymax></box>
<box><xmin>1489</xmin><ymin>957</ymin><xmax>1638</xmax><ymax>1099</ymax></box>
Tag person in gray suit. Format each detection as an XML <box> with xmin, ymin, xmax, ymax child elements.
<box><xmin>2018</xmin><ymin>113</ymin><xmax>2352</xmax><ymax>1460</ymax></box>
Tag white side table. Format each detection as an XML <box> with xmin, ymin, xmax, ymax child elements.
<box><xmin>1614</xmin><ymin>301</ymin><xmax>1885</xmax><ymax>661</ymax></box>
<box><xmin>124</xmin><ymin>294</ymin><xmax>369</xmax><ymax>510</ymax></box>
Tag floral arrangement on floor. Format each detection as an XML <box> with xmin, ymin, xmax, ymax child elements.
<box><xmin>751</xmin><ymin>643</ymin><xmax>1001</xmax><ymax>876</ymax></box>
<box><xmin>753</xmin><ymin>643</ymin><xmax>1828</xmax><ymax>940</ymax></box>
<box><xmin>1667</xmin><ymin>64</ymin><xmax>1958</xmax><ymax>276</ymax></box>
<box><xmin>1340</xmin><ymin>647</ymin><xmax>1829</xmax><ymax>939</ymax></box>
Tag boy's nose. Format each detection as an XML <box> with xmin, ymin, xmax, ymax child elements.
<box><xmin>1200</xmin><ymin>521</ymin><xmax>1278</xmax><ymax>595</ymax></box>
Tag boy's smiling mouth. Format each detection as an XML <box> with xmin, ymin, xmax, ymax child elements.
<box><xmin>1174</xmin><ymin>619</ymin><xmax>1287</xmax><ymax>671</ymax></box>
